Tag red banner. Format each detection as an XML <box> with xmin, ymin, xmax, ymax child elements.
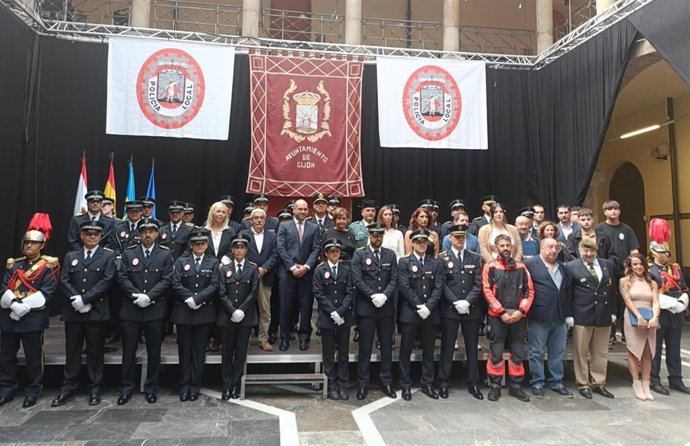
<box><xmin>247</xmin><ymin>55</ymin><xmax>364</xmax><ymax>197</ymax></box>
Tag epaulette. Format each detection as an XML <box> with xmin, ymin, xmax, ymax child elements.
<box><xmin>159</xmin><ymin>245</ymin><xmax>170</xmax><ymax>250</ymax></box>
<box><xmin>103</xmin><ymin>247</ymin><xmax>114</xmax><ymax>252</ymax></box>
<box><xmin>185</xmin><ymin>222</ymin><xmax>195</xmax><ymax>227</ymax></box>
<box><xmin>439</xmin><ymin>250</ymin><xmax>450</xmax><ymax>258</ymax></box>
<box><xmin>443</xmin><ymin>221</ymin><xmax>452</xmax><ymax>226</ymax></box>
<box><xmin>6</xmin><ymin>257</ymin><xmax>24</xmax><ymax>268</ymax></box>
<box><xmin>126</xmin><ymin>245</ymin><xmax>138</xmax><ymax>250</ymax></box>
<box><xmin>247</xmin><ymin>261</ymin><xmax>257</xmax><ymax>267</ymax></box>
<box><xmin>356</xmin><ymin>246</ymin><xmax>365</xmax><ymax>250</ymax></box>
<box><xmin>41</xmin><ymin>255</ymin><xmax>59</xmax><ymax>268</ymax></box>
<box><xmin>317</xmin><ymin>261</ymin><xmax>326</xmax><ymax>267</ymax></box>
<box><xmin>472</xmin><ymin>216</ymin><xmax>482</xmax><ymax>221</ymax></box>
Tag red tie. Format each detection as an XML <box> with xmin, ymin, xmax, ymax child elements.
<box><xmin>297</xmin><ymin>221</ymin><xmax>303</xmax><ymax>243</ymax></box>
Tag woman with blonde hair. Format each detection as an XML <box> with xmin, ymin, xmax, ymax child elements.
<box><xmin>204</xmin><ymin>201</ymin><xmax>235</xmax><ymax>260</ymax></box>
<box><xmin>403</xmin><ymin>207</ymin><xmax>439</xmax><ymax>257</ymax></box>
<box><xmin>377</xmin><ymin>205</ymin><xmax>404</xmax><ymax>260</ymax></box>
<box><xmin>477</xmin><ymin>203</ymin><xmax>522</xmax><ymax>263</ymax></box>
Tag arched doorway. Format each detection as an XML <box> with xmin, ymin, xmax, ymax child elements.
<box><xmin>609</xmin><ymin>162</ymin><xmax>647</xmax><ymax>255</ymax></box>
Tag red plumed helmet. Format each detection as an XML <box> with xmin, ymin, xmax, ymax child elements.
<box><xmin>24</xmin><ymin>212</ymin><xmax>52</xmax><ymax>243</ymax></box>
<box><xmin>648</xmin><ymin>217</ymin><xmax>671</xmax><ymax>244</ymax></box>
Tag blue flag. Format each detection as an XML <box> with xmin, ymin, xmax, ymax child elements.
<box><xmin>146</xmin><ymin>160</ymin><xmax>156</xmax><ymax>219</ymax></box>
<box><xmin>123</xmin><ymin>159</ymin><xmax>136</xmax><ymax>220</ymax></box>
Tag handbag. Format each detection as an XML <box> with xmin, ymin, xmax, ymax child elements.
<box><xmin>629</xmin><ymin>307</ymin><xmax>654</xmax><ymax>327</ymax></box>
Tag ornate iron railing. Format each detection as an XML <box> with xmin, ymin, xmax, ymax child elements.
<box><xmin>459</xmin><ymin>25</ymin><xmax>534</xmax><ymax>55</ymax></box>
<box><xmin>152</xmin><ymin>0</ymin><xmax>240</xmax><ymax>34</ymax></box>
<box><xmin>554</xmin><ymin>0</ymin><xmax>597</xmax><ymax>41</ymax></box>
<box><xmin>361</xmin><ymin>17</ymin><xmax>441</xmax><ymax>50</ymax></box>
<box><xmin>260</xmin><ymin>8</ymin><xmax>344</xmax><ymax>43</ymax></box>
<box><xmin>38</xmin><ymin>0</ymin><xmax>131</xmax><ymax>25</ymax></box>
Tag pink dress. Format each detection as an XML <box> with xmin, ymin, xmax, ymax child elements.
<box><xmin>623</xmin><ymin>278</ymin><xmax>657</xmax><ymax>360</ymax></box>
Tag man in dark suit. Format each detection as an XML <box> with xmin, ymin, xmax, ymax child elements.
<box><xmin>437</xmin><ymin>224</ymin><xmax>484</xmax><ymax>400</ymax></box>
<box><xmin>171</xmin><ymin>229</ymin><xmax>219</xmax><ymax>402</ymax></box>
<box><xmin>468</xmin><ymin>195</ymin><xmax>496</xmax><ymax>237</ymax></box>
<box><xmin>116</xmin><ymin>218</ymin><xmax>173</xmax><ymax>405</ymax></box>
<box><xmin>52</xmin><ymin>221</ymin><xmax>116</xmax><ymax>407</ymax></box>
<box><xmin>351</xmin><ymin>223</ymin><xmax>398</xmax><ymax>400</ymax></box>
<box><xmin>565</xmin><ymin>238</ymin><xmax>616</xmax><ymax>399</ymax></box>
<box><xmin>398</xmin><ymin>228</ymin><xmax>444</xmax><ymax>401</ymax></box>
<box><xmin>159</xmin><ymin>200</ymin><xmax>193</xmax><ymax>260</ymax></box>
<box><xmin>67</xmin><ymin>190</ymin><xmax>116</xmax><ymax>251</ymax></box>
<box><xmin>525</xmin><ymin>238</ymin><xmax>573</xmax><ymax>399</ymax></box>
<box><xmin>241</xmin><ymin>208</ymin><xmax>278</xmax><ymax>352</ymax></box>
<box><xmin>276</xmin><ymin>199</ymin><xmax>321</xmax><ymax>351</ymax></box>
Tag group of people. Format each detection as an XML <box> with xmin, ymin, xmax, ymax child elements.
<box><xmin>0</xmin><ymin>191</ymin><xmax>688</xmax><ymax>409</ymax></box>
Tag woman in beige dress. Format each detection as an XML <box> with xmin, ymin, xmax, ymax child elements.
<box><xmin>477</xmin><ymin>203</ymin><xmax>522</xmax><ymax>263</ymax></box>
<box><xmin>619</xmin><ymin>253</ymin><xmax>660</xmax><ymax>401</ymax></box>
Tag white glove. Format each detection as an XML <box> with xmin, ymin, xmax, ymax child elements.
<box><xmin>133</xmin><ymin>293</ymin><xmax>151</xmax><ymax>308</ymax></box>
<box><xmin>565</xmin><ymin>317</ymin><xmax>574</xmax><ymax>328</ymax></box>
<box><xmin>70</xmin><ymin>295</ymin><xmax>86</xmax><ymax>311</ymax></box>
<box><xmin>330</xmin><ymin>311</ymin><xmax>343</xmax><ymax>324</ymax></box>
<box><xmin>335</xmin><ymin>316</ymin><xmax>345</xmax><ymax>326</ymax></box>
<box><xmin>78</xmin><ymin>304</ymin><xmax>92</xmax><ymax>313</ymax></box>
<box><xmin>679</xmin><ymin>293</ymin><xmax>689</xmax><ymax>309</ymax></box>
<box><xmin>1</xmin><ymin>289</ymin><xmax>16</xmax><ymax>308</ymax></box>
<box><xmin>416</xmin><ymin>304</ymin><xmax>430</xmax><ymax>320</ymax></box>
<box><xmin>231</xmin><ymin>309</ymin><xmax>245</xmax><ymax>323</ymax></box>
<box><xmin>185</xmin><ymin>297</ymin><xmax>199</xmax><ymax>310</ymax></box>
<box><xmin>371</xmin><ymin>293</ymin><xmax>388</xmax><ymax>308</ymax></box>
<box><xmin>611</xmin><ymin>314</ymin><xmax>617</xmax><ymax>324</ymax></box>
<box><xmin>10</xmin><ymin>302</ymin><xmax>30</xmax><ymax>318</ymax></box>
<box><xmin>454</xmin><ymin>300</ymin><xmax>471</xmax><ymax>314</ymax></box>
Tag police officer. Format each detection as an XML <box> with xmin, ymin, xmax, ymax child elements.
<box><xmin>52</xmin><ymin>220</ymin><xmax>116</xmax><ymax>407</ymax></box>
<box><xmin>139</xmin><ymin>196</ymin><xmax>164</xmax><ymax>227</ymax></box>
<box><xmin>116</xmin><ymin>218</ymin><xmax>173</xmax><ymax>405</ymax></box>
<box><xmin>113</xmin><ymin>201</ymin><xmax>144</xmax><ymax>254</ymax></box>
<box><xmin>218</xmin><ymin>234</ymin><xmax>259</xmax><ymax>400</ymax></box>
<box><xmin>390</xmin><ymin>204</ymin><xmax>406</xmax><ymax>233</ymax></box>
<box><xmin>327</xmin><ymin>196</ymin><xmax>340</xmax><ymax>218</ymax></box>
<box><xmin>218</xmin><ymin>195</ymin><xmax>243</xmax><ymax>234</ymax></box>
<box><xmin>349</xmin><ymin>199</ymin><xmax>377</xmax><ymax>250</ymax></box>
<box><xmin>159</xmin><ymin>200</ymin><xmax>193</xmax><ymax>260</ymax></box>
<box><xmin>437</xmin><ymin>224</ymin><xmax>485</xmax><ymax>400</ymax></box>
<box><xmin>243</xmin><ymin>194</ymin><xmax>280</xmax><ymax>233</ymax></box>
<box><xmin>0</xmin><ymin>223</ymin><xmax>59</xmax><ymax>407</ymax></box>
<box><xmin>308</xmin><ymin>193</ymin><xmax>334</xmax><ymax>236</ymax></box>
<box><xmin>313</xmin><ymin>238</ymin><xmax>354</xmax><ymax>400</ymax></box>
<box><xmin>67</xmin><ymin>190</ymin><xmax>116</xmax><ymax>251</ymax></box>
<box><xmin>398</xmin><ymin>228</ymin><xmax>444</xmax><ymax>401</ymax></box>
<box><xmin>468</xmin><ymin>195</ymin><xmax>497</xmax><ymax>237</ymax></box>
<box><xmin>440</xmin><ymin>199</ymin><xmax>466</xmax><ymax>238</ymax></box>
<box><xmin>351</xmin><ymin>223</ymin><xmax>398</xmax><ymax>400</ymax></box>
<box><xmin>171</xmin><ymin>229</ymin><xmax>219</xmax><ymax>402</ymax></box>
<box><xmin>183</xmin><ymin>202</ymin><xmax>196</xmax><ymax>226</ymax></box>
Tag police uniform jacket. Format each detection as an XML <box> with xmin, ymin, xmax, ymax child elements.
<box><xmin>468</xmin><ymin>215</ymin><xmax>490</xmax><ymax>237</ymax></box>
<box><xmin>650</xmin><ymin>263</ymin><xmax>688</xmax><ymax>329</ymax></box>
<box><xmin>440</xmin><ymin>249</ymin><xmax>484</xmax><ymax>321</ymax></box>
<box><xmin>313</xmin><ymin>262</ymin><xmax>354</xmax><ymax>329</ymax></box>
<box><xmin>0</xmin><ymin>256</ymin><xmax>59</xmax><ymax>333</ymax></box>
<box><xmin>350</xmin><ymin>246</ymin><xmax>398</xmax><ymax>318</ymax></box>
<box><xmin>117</xmin><ymin>244</ymin><xmax>173</xmax><ymax>322</ymax></box>
<box><xmin>241</xmin><ymin>217</ymin><xmax>279</xmax><ymax>233</ymax></box>
<box><xmin>565</xmin><ymin>257</ymin><xmax>614</xmax><ymax>327</ymax></box>
<box><xmin>113</xmin><ymin>220</ymin><xmax>142</xmax><ymax>254</ymax></box>
<box><xmin>217</xmin><ymin>261</ymin><xmax>259</xmax><ymax>327</ymax></box>
<box><xmin>158</xmin><ymin>222</ymin><xmax>193</xmax><ymax>260</ymax></box>
<box><xmin>68</xmin><ymin>213</ymin><xmax>117</xmax><ymax>251</ymax></box>
<box><xmin>398</xmin><ymin>254</ymin><xmax>443</xmax><ymax>325</ymax></box>
<box><xmin>59</xmin><ymin>246</ymin><xmax>116</xmax><ymax>322</ymax></box>
<box><xmin>171</xmin><ymin>254</ymin><xmax>219</xmax><ymax>326</ymax></box>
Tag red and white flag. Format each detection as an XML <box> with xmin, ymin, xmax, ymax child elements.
<box><xmin>376</xmin><ymin>57</ymin><xmax>488</xmax><ymax>150</ymax></box>
<box><xmin>106</xmin><ymin>37</ymin><xmax>235</xmax><ymax>140</ymax></box>
<box><xmin>73</xmin><ymin>157</ymin><xmax>88</xmax><ymax>216</ymax></box>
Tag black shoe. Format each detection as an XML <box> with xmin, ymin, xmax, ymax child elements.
<box><xmin>231</xmin><ymin>387</ymin><xmax>240</xmax><ymax>399</ymax></box>
<box><xmin>339</xmin><ymin>386</ymin><xmax>349</xmax><ymax>401</ymax></box>
<box><xmin>650</xmin><ymin>383</ymin><xmax>670</xmax><ymax>395</ymax></box>
<box><xmin>421</xmin><ymin>386</ymin><xmax>439</xmax><ymax>399</ymax></box>
<box><xmin>468</xmin><ymin>385</ymin><xmax>484</xmax><ymax>400</ymax></box>
<box><xmin>438</xmin><ymin>387</ymin><xmax>449</xmax><ymax>399</ymax></box>
<box><xmin>531</xmin><ymin>386</ymin><xmax>545</xmax><ymax>399</ymax></box>
<box><xmin>279</xmin><ymin>341</ymin><xmax>289</xmax><ymax>351</ymax></box>
<box><xmin>488</xmin><ymin>386</ymin><xmax>501</xmax><ymax>402</ymax></box>
<box><xmin>357</xmin><ymin>386</ymin><xmax>367</xmax><ymax>400</ymax></box>
<box><xmin>328</xmin><ymin>389</ymin><xmax>340</xmax><ymax>400</ymax></box>
<box><xmin>579</xmin><ymin>388</ymin><xmax>592</xmax><ymax>399</ymax></box>
<box><xmin>145</xmin><ymin>393</ymin><xmax>158</xmax><ymax>404</ymax></box>
<box><xmin>22</xmin><ymin>396</ymin><xmax>37</xmax><ymax>408</ymax></box>
<box><xmin>0</xmin><ymin>395</ymin><xmax>14</xmax><ymax>406</ymax></box>
<box><xmin>508</xmin><ymin>387</ymin><xmax>530</xmax><ymax>402</ymax></box>
<box><xmin>88</xmin><ymin>394</ymin><xmax>101</xmax><ymax>406</ymax></box>
<box><xmin>401</xmin><ymin>388</ymin><xmax>411</xmax><ymax>401</ymax></box>
<box><xmin>221</xmin><ymin>389</ymin><xmax>231</xmax><ymax>401</ymax></box>
<box><xmin>592</xmin><ymin>386</ymin><xmax>614</xmax><ymax>399</ymax></box>
<box><xmin>268</xmin><ymin>333</ymin><xmax>277</xmax><ymax>344</ymax></box>
<box><xmin>180</xmin><ymin>393</ymin><xmax>190</xmax><ymax>402</ymax></box>
<box><xmin>380</xmin><ymin>384</ymin><xmax>396</xmax><ymax>398</ymax></box>
<box><xmin>117</xmin><ymin>393</ymin><xmax>131</xmax><ymax>405</ymax></box>
<box><xmin>299</xmin><ymin>340</ymin><xmax>309</xmax><ymax>351</ymax></box>
<box><xmin>551</xmin><ymin>385</ymin><xmax>574</xmax><ymax>398</ymax></box>
<box><xmin>669</xmin><ymin>383</ymin><xmax>690</xmax><ymax>394</ymax></box>
<box><xmin>51</xmin><ymin>392</ymin><xmax>72</xmax><ymax>407</ymax></box>
<box><xmin>189</xmin><ymin>392</ymin><xmax>199</xmax><ymax>401</ymax></box>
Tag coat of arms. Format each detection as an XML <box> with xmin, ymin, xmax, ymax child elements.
<box><xmin>281</xmin><ymin>80</ymin><xmax>331</xmax><ymax>143</ymax></box>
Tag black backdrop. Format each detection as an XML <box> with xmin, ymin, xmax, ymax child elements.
<box><xmin>0</xmin><ymin>7</ymin><xmax>638</xmax><ymax>264</ymax></box>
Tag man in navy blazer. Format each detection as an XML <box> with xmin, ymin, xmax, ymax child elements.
<box><xmin>241</xmin><ymin>208</ymin><xmax>278</xmax><ymax>352</ymax></box>
<box><xmin>276</xmin><ymin>199</ymin><xmax>321</xmax><ymax>351</ymax></box>
<box><xmin>525</xmin><ymin>238</ymin><xmax>573</xmax><ymax>399</ymax></box>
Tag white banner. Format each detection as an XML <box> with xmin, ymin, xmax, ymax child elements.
<box><xmin>106</xmin><ymin>37</ymin><xmax>234</xmax><ymax>140</ymax></box>
<box><xmin>376</xmin><ymin>57</ymin><xmax>488</xmax><ymax>150</ymax></box>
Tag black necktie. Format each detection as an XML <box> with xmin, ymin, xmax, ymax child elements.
<box><xmin>374</xmin><ymin>250</ymin><xmax>380</xmax><ymax>262</ymax></box>
<box><xmin>458</xmin><ymin>251</ymin><xmax>463</xmax><ymax>264</ymax></box>
<box><xmin>419</xmin><ymin>256</ymin><xmax>424</xmax><ymax>267</ymax></box>
<box><xmin>332</xmin><ymin>265</ymin><xmax>337</xmax><ymax>279</ymax></box>
<box><xmin>91</xmin><ymin>215</ymin><xmax>96</xmax><ymax>222</ymax></box>
<box><xmin>172</xmin><ymin>224</ymin><xmax>177</xmax><ymax>235</ymax></box>
<box><xmin>86</xmin><ymin>250</ymin><xmax>92</xmax><ymax>260</ymax></box>
<box><xmin>145</xmin><ymin>249</ymin><xmax>150</xmax><ymax>259</ymax></box>
<box><xmin>130</xmin><ymin>223</ymin><xmax>134</xmax><ymax>232</ymax></box>
<box><xmin>237</xmin><ymin>263</ymin><xmax>242</xmax><ymax>275</ymax></box>
<box><xmin>195</xmin><ymin>257</ymin><xmax>201</xmax><ymax>272</ymax></box>
<box><xmin>318</xmin><ymin>219</ymin><xmax>323</xmax><ymax>230</ymax></box>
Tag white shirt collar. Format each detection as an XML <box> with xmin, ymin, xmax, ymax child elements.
<box><xmin>83</xmin><ymin>246</ymin><xmax>98</xmax><ymax>257</ymax></box>
<box><xmin>328</xmin><ymin>260</ymin><xmax>339</xmax><ymax>269</ymax></box>
<box><xmin>87</xmin><ymin>212</ymin><xmax>101</xmax><ymax>221</ymax></box>
<box><xmin>194</xmin><ymin>253</ymin><xmax>204</xmax><ymax>262</ymax></box>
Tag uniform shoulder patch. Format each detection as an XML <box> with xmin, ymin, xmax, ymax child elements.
<box><xmin>356</xmin><ymin>247</ymin><xmax>365</xmax><ymax>251</ymax></box>
<box><xmin>247</xmin><ymin>261</ymin><xmax>258</xmax><ymax>266</ymax></box>
<box><xmin>41</xmin><ymin>255</ymin><xmax>59</xmax><ymax>268</ymax></box>
<box><xmin>6</xmin><ymin>257</ymin><xmax>20</xmax><ymax>268</ymax></box>
<box><xmin>126</xmin><ymin>245</ymin><xmax>138</xmax><ymax>250</ymax></box>
<box><xmin>159</xmin><ymin>245</ymin><xmax>171</xmax><ymax>250</ymax></box>
<box><xmin>103</xmin><ymin>247</ymin><xmax>114</xmax><ymax>252</ymax></box>
<box><xmin>185</xmin><ymin>222</ymin><xmax>195</xmax><ymax>227</ymax></box>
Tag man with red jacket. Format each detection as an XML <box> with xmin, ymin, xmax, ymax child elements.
<box><xmin>482</xmin><ymin>234</ymin><xmax>534</xmax><ymax>402</ymax></box>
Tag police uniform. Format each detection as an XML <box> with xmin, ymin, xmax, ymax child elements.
<box><xmin>440</xmin><ymin>199</ymin><xmax>466</xmax><ymax>238</ymax></box>
<box><xmin>350</xmin><ymin>223</ymin><xmax>398</xmax><ymax>399</ymax></box>
<box><xmin>218</xmin><ymin>234</ymin><xmax>259</xmax><ymax>399</ymax></box>
<box><xmin>138</xmin><ymin>196</ymin><xmax>164</xmax><ymax>228</ymax></box>
<box><xmin>113</xmin><ymin>201</ymin><xmax>144</xmax><ymax>254</ymax></box>
<box><xmin>241</xmin><ymin>195</ymin><xmax>280</xmax><ymax>233</ymax></box>
<box><xmin>54</xmin><ymin>221</ymin><xmax>116</xmax><ymax>406</ymax></box>
<box><xmin>0</xmin><ymin>227</ymin><xmax>59</xmax><ymax>407</ymax></box>
<box><xmin>171</xmin><ymin>229</ymin><xmax>219</xmax><ymax>401</ymax></box>
<box><xmin>397</xmin><ymin>229</ymin><xmax>444</xmax><ymax>400</ymax></box>
<box><xmin>116</xmin><ymin>218</ymin><xmax>173</xmax><ymax>404</ymax></box>
<box><xmin>349</xmin><ymin>199</ymin><xmax>377</xmax><ymax>250</ymax></box>
<box><xmin>307</xmin><ymin>193</ymin><xmax>335</xmax><ymax>236</ymax></box>
<box><xmin>67</xmin><ymin>190</ymin><xmax>117</xmax><ymax>251</ymax></box>
<box><xmin>159</xmin><ymin>201</ymin><xmax>193</xmax><ymax>260</ymax></box>
<box><xmin>313</xmin><ymin>238</ymin><xmax>354</xmax><ymax>400</ymax></box>
<box><xmin>468</xmin><ymin>195</ymin><xmax>497</xmax><ymax>237</ymax></box>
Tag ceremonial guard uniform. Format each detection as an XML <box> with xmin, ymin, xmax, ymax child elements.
<box><xmin>348</xmin><ymin>199</ymin><xmax>377</xmax><ymax>250</ymax></box>
<box><xmin>398</xmin><ymin>229</ymin><xmax>444</xmax><ymax>400</ymax></box>
<box><xmin>159</xmin><ymin>200</ymin><xmax>193</xmax><ymax>260</ymax></box>
<box><xmin>116</xmin><ymin>218</ymin><xmax>173</xmax><ymax>405</ymax></box>
<box><xmin>218</xmin><ymin>234</ymin><xmax>258</xmax><ymax>400</ymax></box>
<box><xmin>67</xmin><ymin>190</ymin><xmax>116</xmax><ymax>251</ymax></box>
<box><xmin>437</xmin><ymin>224</ymin><xmax>485</xmax><ymax>400</ymax></box>
<box><xmin>313</xmin><ymin>238</ymin><xmax>354</xmax><ymax>400</ymax></box>
<box><xmin>171</xmin><ymin>229</ymin><xmax>219</xmax><ymax>401</ymax></box>
<box><xmin>350</xmin><ymin>223</ymin><xmax>398</xmax><ymax>400</ymax></box>
<box><xmin>0</xmin><ymin>220</ymin><xmax>59</xmax><ymax>408</ymax></box>
<box><xmin>53</xmin><ymin>220</ymin><xmax>116</xmax><ymax>407</ymax></box>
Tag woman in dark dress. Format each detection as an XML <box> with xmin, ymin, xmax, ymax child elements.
<box><xmin>323</xmin><ymin>207</ymin><xmax>356</xmax><ymax>265</ymax></box>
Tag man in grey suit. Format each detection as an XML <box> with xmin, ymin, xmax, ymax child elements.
<box><xmin>276</xmin><ymin>199</ymin><xmax>321</xmax><ymax>351</ymax></box>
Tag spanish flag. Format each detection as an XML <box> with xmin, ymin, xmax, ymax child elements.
<box><xmin>104</xmin><ymin>155</ymin><xmax>117</xmax><ymax>217</ymax></box>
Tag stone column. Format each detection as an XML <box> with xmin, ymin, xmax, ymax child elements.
<box><xmin>536</xmin><ymin>0</ymin><xmax>553</xmax><ymax>53</ymax></box>
<box><xmin>442</xmin><ymin>0</ymin><xmax>460</xmax><ymax>51</ymax></box>
<box><xmin>242</xmin><ymin>0</ymin><xmax>261</xmax><ymax>37</ymax></box>
<box><xmin>131</xmin><ymin>0</ymin><xmax>151</xmax><ymax>28</ymax></box>
<box><xmin>596</xmin><ymin>0</ymin><xmax>615</xmax><ymax>15</ymax></box>
<box><xmin>345</xmin><ymin>0</ymin><xmax>362</xmax><ymax>45</ymax></box>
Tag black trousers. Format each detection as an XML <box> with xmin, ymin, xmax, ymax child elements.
<box><xmin>321</xmin><ymin>326</ymin><xmax>350</xmax><ymax>388</ymax></box>
<box><xmin>268</xmin><ymin>282</ymin><xmax>280</xmax><ymax>337</ymax></box>
<box><xmin>107</xmin><ymin>289</ymin><xmax>123</xmax><ymax>339</ymax></box>
<box><xmin>61</xmin><ymin>321</ymin><xmax>107</xmax><ymax>395</ymax></box>
<box><xmin>399</xmin><ymin>322</ymin><xmax>436</xmax><ymax>388</ymax></box>
<box><xmin>357</xmin><ymin>316</ymin><xmax>394</xmax><ymax>386</ymax></box>
<box><xmin>438</xmin><ymin>318</ymin><xmax>481</xmax><ymax>389</ymax></box>
<box><xmin>279</xmin><ymin>276</ymin><xmax>314</xmax><ymax>342</ymax></box>
<box><xmin>487</xmin><ymin>316</ymin><xmax>527</xmax><ymax>386</ymax></box>
<box><xmin>177</xmin><ymin>323</ymin><xmax>211</xmax><ymax>395</ymax></box>
<box><xmin>651</xmin><ymin>321</ymin><xmax>683</xmax><ymax>386</ymax></box>
<box><xmin>221</xmin><ymin>324</ymin><xmax>252</xmax><ymax>391</ymax></box>
<box><xmin>0</xmin><ymin>331</ymin><xmax>44</xmax><ymax>398</ymax></box>
<box><xmin>120</xmin><ymin>319</ymin><xmax>165</xmax><ymax>395</ymax></box>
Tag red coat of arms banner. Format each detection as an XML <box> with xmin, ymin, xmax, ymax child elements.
<box><xmin>247</xmin><ymin>55</ymin><xmax>364</xmax><ymax>197</ymax></box>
